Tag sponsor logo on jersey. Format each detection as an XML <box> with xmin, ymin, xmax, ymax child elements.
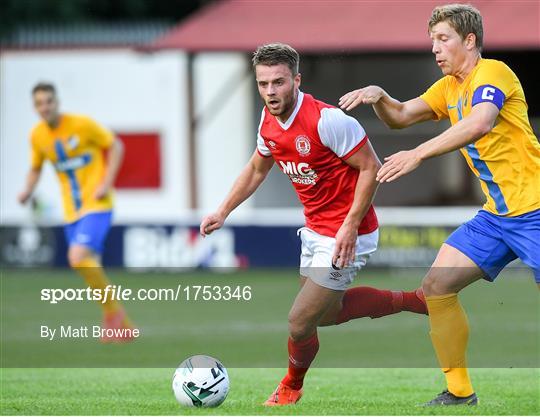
<box><xmin>295</xmin><ymin>135</ymin><xmax>311</xmax><ymax>156</ymax></box>
<box><xmin>55</xmin><ymin>153</ymin><xmax>92</xmax><ymax>172</ymax></box>
<box><xmin>267</xmin><ymin>140</ymin><xmax>277</xmax><ymax>150</ymax></box>
<box><xmin>278</xmin><ymin>161</ymin><xmax>318</xmax><ymax>185</ymax></box>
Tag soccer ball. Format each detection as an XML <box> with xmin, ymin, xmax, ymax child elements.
<box><xmin>172</xmin><ymin>355</ymin><xmax>229</xmax><ymax>407</ymax></box>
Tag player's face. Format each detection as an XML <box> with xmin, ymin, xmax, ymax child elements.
<box><xmin>430</xmin><ymin>21</ymin><xmax>470</xmax><ymax>76</ymax></box>
<box><xmin>33</xmin><ymin>90</ymin><xmax>60</xmax><ymax>125</ymax></box>
<box><xmin>255</xmin><ymin>64</ymin><xmax>301</xmax><ymax>121</ymax></box>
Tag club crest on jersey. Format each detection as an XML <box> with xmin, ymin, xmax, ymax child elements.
<box><xmin>295</xmin><ymin>135</ymin><xmax>311</xmax><ymax>156</ymax></box>
<box><xmin>66</xmin><ymin>135</ymin><xmax>80</xmax><ymax>150</ymax></box>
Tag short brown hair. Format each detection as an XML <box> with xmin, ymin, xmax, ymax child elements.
<box><xmin>252</xmin><ymin>43</ymin><xmax>299</xmax><ymax>75</ymax></box>
<box><xmin>32</xmin><ymin>82</ymin><xmax>56</xmax><ymax>96</ymax></box>
<box><xmin>428</xmin><ymin>4</ymin><xmax>483</xmax><ymax>51</ymax></box>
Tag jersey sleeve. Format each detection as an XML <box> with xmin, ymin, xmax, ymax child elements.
<box><xmin>85</xmin><ymin>117</ymin><xmax>114</xmax><ymax>149</ymax></box>
<box><xmin>420</xmin><ymin>77</ymin><xmax>449</xmax><ymax>121</ymax></box>
<box><xmin>256</xmin><ymin>109</ymin><xmax>272</xmax><ymax>157</ymax></box>
<box><xmin>318</xmin><ymin>108</ymin><xmax>367</xmax><ymax>159</ymax></box>
<box><xmin>30</xmin><ymin>133</ymin><xmax>44</xmax><ymax>170</ymax></box>
<box><xmin>470</xmin><ymin>61</ymin><xmax>515</xmax><ymax>110</ymax></box>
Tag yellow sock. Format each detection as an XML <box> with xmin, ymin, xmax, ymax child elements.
<box><xmin>72</xmin><ymin>257</ymin><xmax>121</xmax><ymax>314</ymax></box>
<box><xmin>426</xmin><ymin>293</ymin><xmax>474</xmax><ymax>397</ymax></box>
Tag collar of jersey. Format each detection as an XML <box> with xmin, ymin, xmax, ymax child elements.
<box><xmin>276</xmin><ymin>91</ymin><xmax>304</xmax><ymax>130</ymax></box>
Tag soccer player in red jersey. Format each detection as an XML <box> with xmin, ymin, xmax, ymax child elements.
<box><xmin>200</xmin><ymin>43</ymin><xmax>426</xmax><ymax>406</ymax></box>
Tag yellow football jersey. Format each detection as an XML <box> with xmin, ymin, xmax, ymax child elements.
<box><xmin>421</xmin><ymin>58</ymin><xmax>540</xmax><ymax>216</ymax></box>
<box><xmin>30</xmin><ymin>113</ymin><xmax>114</xmax><ymax>223</ymax></box>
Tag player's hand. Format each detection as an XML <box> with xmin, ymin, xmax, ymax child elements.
<box><xmin>200</xmin><ymin>213</ymin><xmax>225</xmax><ymax>237</ymax></box>
<box><xmin>332</xmin><ymin>222</ymin><xmax>358</xmax><ymax>269</ymax></box>
<box><xmin>339</xmin><ymin>86</ymin><xmax>385</xmax><ymax>111</ymax></box>
<box><xmin>94</xmin><ymin>184</ymin><xmax>110</xmax><ymax>200</ymax></box>
<box><xmin>17</xmin><ymin>190</ymin><xmax>32</xmax><ymax>205</ymax></box>
<box><xmin>377</xmin><ymin>149</ymin><xmax>422</xmax><ymax>183</ymax></box>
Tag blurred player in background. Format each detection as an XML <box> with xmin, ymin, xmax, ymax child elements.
<box><xmin>18</xmin><ymin>82</ymin><xmax>134</xmax><ymax>343</ymax></box>
<box><xmin>201</xmin><ymin>43</ymin><xmax>427</xmax><ymax>406</ymax></box>
<box><xmin>340</xmin><ymin>3</ymin><xmax>540</xmax><ymax>406</ymax></box>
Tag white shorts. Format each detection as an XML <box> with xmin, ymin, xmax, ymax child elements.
<box><xmin>298</xmin><ymin>227</ymin><xmax>379</xmax><ymax>291</ymax></box>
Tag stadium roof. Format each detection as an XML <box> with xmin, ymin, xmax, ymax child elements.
<box><xmin>2</xmin><ymin>22</ymin><xmax>172</xmax><ymax>49</ymax></box>
<box><xmin>151</xmin><ymin>0</ymin><xmax>540</xmax><ymax>52</ymax></box>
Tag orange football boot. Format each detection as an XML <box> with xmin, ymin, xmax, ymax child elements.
<box><xmin>263</xmin><ymin>383</ymin><xmax>303</xmax><ymax>406</ymax></box>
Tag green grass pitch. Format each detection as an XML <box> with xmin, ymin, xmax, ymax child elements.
<box><xmin>2</xmin><ymin>368</ymin><xmax>539</xmax><ymax>415</ymax></box>
<box><xmin>1</xmin><ymin>268</ymin><xmax>538</xmax><ymax>415</ymax></box>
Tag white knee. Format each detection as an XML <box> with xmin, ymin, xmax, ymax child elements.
<box><xmin>422</xmin><ymin>273</ymin><xmax>459</xmax><ymax>296</ymax></box>
<box><xmin>67</xmin><ymin>246</ymin><xmax>93</xmax><ymax>268</ymax></box>
<box><xmin>288</xmin><ymin>311</ymin><xmax>315</xmax><ymax>342</ymax></box>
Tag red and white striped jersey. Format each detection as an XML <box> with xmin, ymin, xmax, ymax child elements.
<box><xmin>257</xmin><ymin>92</ymin><xmax>378</xmax><ymax>237</ymax></box>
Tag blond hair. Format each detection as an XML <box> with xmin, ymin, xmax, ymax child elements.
<box><xmin>429</xmin><ymin>4</ymin><xmax>483</xmax><ymax>51</ymax></box>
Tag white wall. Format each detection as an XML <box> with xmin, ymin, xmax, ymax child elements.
<box><xmin>194</xmin><ymin>52</ymin><xmax>253</xmax><ymax>212</ymax></box>
<box><xmin>0</xmin><ymin>49</ymin><xmax>189</xmax><ymax>224</ymax></box>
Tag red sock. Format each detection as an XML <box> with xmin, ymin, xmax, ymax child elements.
<box><xmin>336</xmin><ymin>286</ymin><xmax>427</xmax><ymax>324</ymax></box>
<box><xmin>403</xmin><ymin>287</ymin><xmax>428</xmax><ymax>314</ymax></box>
<box><xmin>281</xmin><ymin>333</ymin><xmax>319</xmax><ymax>390</ymax></box>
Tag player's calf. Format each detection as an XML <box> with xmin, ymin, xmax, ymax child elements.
<box><xmin>326</xmin><ymin>286</ymin><xmax>427</xmax><ymax>325</ymax></box>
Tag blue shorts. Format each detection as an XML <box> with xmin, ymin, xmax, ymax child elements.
<box><xmin>64</xmin><ymin>211</ymin><xmax>112</xmax><ymax>254</ymax></box>
<box><xmin>446</xmin><ymin>209</ymin><xmax>540</xmax><ymax>282</ymax></box>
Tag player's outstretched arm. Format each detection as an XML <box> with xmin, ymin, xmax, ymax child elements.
<box><xmin>95</xmin><ymin>138</ymin><xmax>124</xmax><ymax>199</ymax></box>
<box><xmin>18</xmin><ymin>168</ymin><xmax>42</xmax><ymax>205</ymax></box>
<box><xmin>339</xmin><ymin>86</ymin><xmax>434</xmax><ymax>129</ymax></box>
<box><xmin>377</xmin><ymin>102</ymin><xmax>499</xmax><ymax>183</ymax></box>
<box><xmin>333</xmin><ymin>141</ymin><xmax>381</xmax><ymax>268</ymax></box>
<box><xmin>200</xmin><ymin>151</ymin><xmax>273</xmax><ymax>237</ymax></box>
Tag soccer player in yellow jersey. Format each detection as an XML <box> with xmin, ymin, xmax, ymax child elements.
<box><xmin>18</xmin><ymin>82</ymin><xmax>134</xmax><ymax>343</ymax></box>
<box><xmin>340</xmin><ymin>3</ymin><xmax>539</xmax><ymax>406</ymax></box>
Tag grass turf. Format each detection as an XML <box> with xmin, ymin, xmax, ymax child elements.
<box><xmin>1</xmin><ymin>268</ymin><xmax>538</xmax><ymax>414</ymax></box>
<box><xmin>2</xmin><ymin>368</ymin><xmax>539</xmax><ymax>415</ymax></box>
